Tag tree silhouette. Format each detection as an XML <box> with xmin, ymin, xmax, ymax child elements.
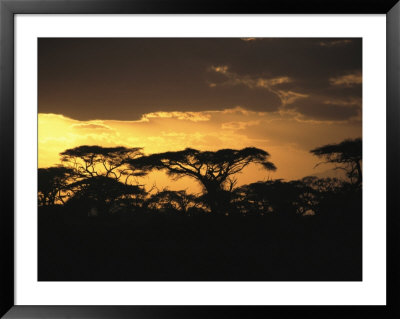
<box><xmin>235</xmin><ymin>178</ymin><xmax>322</xmax><ymax>216</ymax></box>
<box><xmin>66</xmin><ymin>176</ymin><xmax>144</xmax><ymax>216</ymax></box>
<box><xmin>37</xmin><ymin>140</ymin><xmax>362</xmax><ymax>219</ymax></box>
<box><xmin>310</xmin><ymin>138</ymin><xmax>362</xmax><ymax>186</ymax></box>
<box><xmin>60</xmin><ymin>145</ymin><xmax>146</xmax><ymax>183</ymax></box>
<box><xmin>38</xmin><ymin>166</ymin><xmax>76</xmax><ymax>206</ymax></box>
<box><xmin>146</xmin><ymin>189</ymin><xmax>201</xmax><ymax>215</ymax></box>
<box><xmin>301</xmin><ymin>176</ymin><xmax>343</xmax><ymax>194</ymax></box>
<box><xmin>235</xmin><ymin>180</ymin><xmax>299</xmax><ymax>216</ymax></box>
<box><xmin>128</xmin><ymin>147</ymin><xmax>276</xmax><ymax>214</ymax></box>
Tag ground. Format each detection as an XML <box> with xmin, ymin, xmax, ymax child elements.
<box><xmin>38</xmin><ymin>206</ymin><xmax>362</xmax><ymax>281</ymax></box>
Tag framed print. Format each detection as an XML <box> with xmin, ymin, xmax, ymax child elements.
<box><xmin>1</xmin><ymin>0</ymin><xmax>399</xmax><ymax>318</ymax></box>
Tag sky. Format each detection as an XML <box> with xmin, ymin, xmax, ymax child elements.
<box><xmin>38</xmin><ymin>38</ymin><xmax>362</xmax><ymax>193</ymax></box>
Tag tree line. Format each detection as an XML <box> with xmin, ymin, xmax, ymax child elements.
<box><xmin>38</xmin><ymin>138</ymin><xmax>362</xmax><ymax>218</ymax></box>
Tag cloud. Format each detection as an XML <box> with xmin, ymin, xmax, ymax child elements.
<box><xmin>276</xmin><ymin>90</ymin><xmax>309</xmax><ymax>105</ymax></box>
<box><xmin>288</xmin><ymin>95</ymin><xmax>361</xmax><ymax>123</ymax></box>
<box><xmin>256</xmin><ymin>77</ymin><xmax>292</xmax><ymax>87</ymax></box>
<box><xmin>221</xmin><ymin>120</ymin><xmax>260</xmax><ymax>130</ymax></box>
<box><xmin>39</xmin><ymin>108</ymin><xmax>362</xmax><ymax>190</ymax></box>
<box><xmin>140</xmin><ymin>111</ymin><xmax>211</xmax><ymax>122</ymax></box>
<box><xmin>330</xmin><ymin>72</ymin><xmax>362</xmax><ymax>87</ymax></box>
<box><xmin>218</xmin><ymin>106</ymin><xmax>250</xmax><ymax>116</ymax></box>
<box><xmin>323</xmin><ymin>98</ymin><xmax>361</xmax><ymax>108</ymax></box>
<box><xmin>210</xmin><ymin>65</ymin><xmax>291</xmax><ymax>88</ymax></box>
<box><xmin>209</xmin><ymin>65</ymin><xmax>308</xmax><ymax>106</ymax></box>
<box><xmin>297</xmin><ymin>105</ymin><xmax>360</xmax><ymax>122</ymax></box>
<box><xmin>71</xmin><ymin>123</ymin><xmax>112</xmax><ymax>130</ymax></box>
<box><xmin>211</xmin><ymin>65</ymin><xmax>229</xmax><ymax>74</ymax></box>
<box><xmin>39</xmin><ymin>38</ymin><xmax>362</xmax><ymax>121</ymax></box>
<box><xmin>240</xmin><ymin>38</ymin><xmax>276</xmax><ymax>43</ymax></box>
<box><xmin>318</xmin><ymin>39</ymin><xmax>353</xmax><ymax>47</ymax></box>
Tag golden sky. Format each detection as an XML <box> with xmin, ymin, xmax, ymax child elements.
<box><xmin>39</xmin><ymin>106</ymin><xmax>361</xmax><ymax>193</ymax></box>
<box><xmin>38</xmin><ymin>38</ymin><xmax>362</xmax><ymax>193</ymax></box>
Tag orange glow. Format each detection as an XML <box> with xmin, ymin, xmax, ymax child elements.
<box><xmin>38</xmin><ymin>107</ymin><xmax>360</xmax><ymax>193</ymax></box>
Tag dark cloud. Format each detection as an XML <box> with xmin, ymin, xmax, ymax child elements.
<box><xmin>318</xmin><ymin>39</ymin><xmax>353</xmax><ymax>47</ymax></box>
<box><xmin>39</xmin><ymin>38</ymin><xmax>361</xmax><ymax>121</ymax></box>
<box><xmin>290</xmin><ymin>96</ymin><xmax>361</xmax><ymax>121</ymax></box>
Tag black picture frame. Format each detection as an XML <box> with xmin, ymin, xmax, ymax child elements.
<box><xmin>1</xmin><ymin>0</ymin><xmax>399</xmax><ymax>318</ymax></box>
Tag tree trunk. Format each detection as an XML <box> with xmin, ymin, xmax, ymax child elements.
<box><xmin>202</xmin><ymin>180</ymin><xmax>224</xmax><ymax>214</ymax></box>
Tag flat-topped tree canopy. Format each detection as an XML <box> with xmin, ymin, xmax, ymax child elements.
<box><xmin>128</xmin><ymin>147</ymin><xmax>276</xmax><ymax>213</ymax></box>
<box><xmin>59</xmin><ymin>145</ymin><xmax>146</xmax><ymax>181</ymax></box>
<box><xmin>310</xmin><ymin>138</ymin><xmax>362</xmax><ymax>163</ymax></box>
<box><xmin>67</xmin><ymin>175</ymin><xmax>144</xmax><ymax>201</ymax></box>
<box><xmin>310</xmin><ymin>138</ymin><xmax>362</xmax><ymax>185</ymax></box>
<box><xmin>129</xmin><ymin>147</ymin><xmax>276</xmax><ymax>184</ymax></box>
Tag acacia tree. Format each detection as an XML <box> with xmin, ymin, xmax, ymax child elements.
<box><xmin>301</xmin><ymin>176</ymin><xmax>343</xmax><ymax>194</ymax></box>
<box><xmin>235</xmin><ymin>180</ymin><xmax>301</xmax><ymax>216</ymax></box>
<box><xmin>60</xmin><ymin>145</ymin><xmax>147</xmax><ymax>183</ymax></box>
<box><xmin>310</xmin><ymin>138</ymin><xmax>362</xmax><ymax>186</ymax></box>
<box><xmin>235</xmin><ymin>179</ymin><xmax>319</xmax><ymax>216</ymax></box>
<box><xmin>128</xmin><ymin>147</ymin><xmax>276</xmax><ymax>214</ymax></box>
<box><xmin>146</xmin><ymin>190</ymin><xmax>201</xmax><ymax>215</ymax></box>
<box><xmin>66</xmin><ymin>176</ymin><xmax>145</xmax><ymax>215</ymax></box>
<box><xmin>38</xmin><ymin>166</ymin><xmax>76</xmax><ymax>206</ymax></box>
